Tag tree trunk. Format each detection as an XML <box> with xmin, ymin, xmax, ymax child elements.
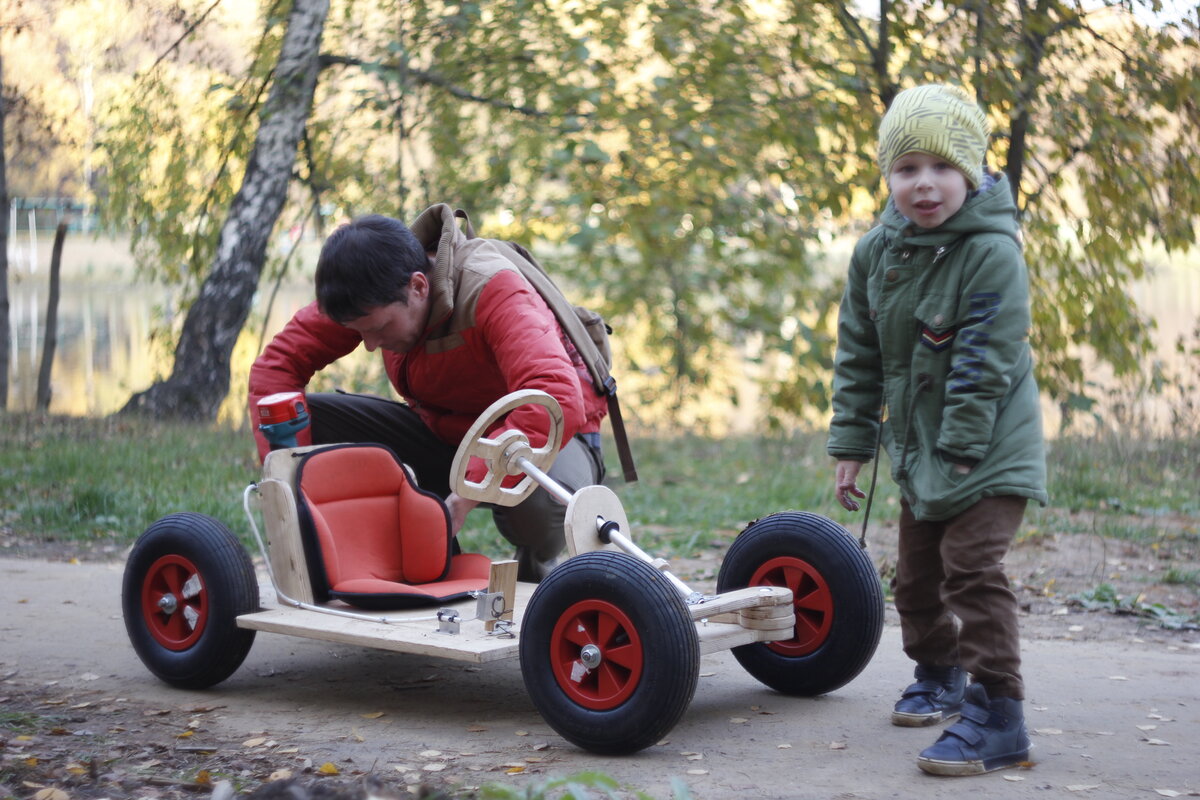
<box><xmin>36</xmin><ymin>221</ymin><xmax>67</xmax><ymax>410</ymax></box>
<box><xmin>120</xmin><ymin>0</ymin><xmax>329</xmax><ymax>420</ymax></box>
<box><xmin>1</xmin><ymin>51</ymin><xmax>10</xmax><ymax>412</ymax></box>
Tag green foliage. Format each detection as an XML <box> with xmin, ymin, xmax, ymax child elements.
<box><xmin>83</xmin><ymin>0</ymin><xmax>1200</xmax><ymax>430</ymax></box>
<box><xmin>1069</xmin><ymin>582</ymin><xmax>1199</xmax><ymax>630</ymax></box>
<box><xmin>0</xmin><ymin>414</ymin><xmax>257</xmax><ymax>549</ymax></box>
<box><xmin>472</xmin><ymin>770</ymin><xmax>692</xmax><ymax>800</ymax></box>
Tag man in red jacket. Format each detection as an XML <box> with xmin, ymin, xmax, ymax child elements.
<box><xmin>249</xmin><ymin>205</ymin><xmax>608</xmax><ymax>582</ymax></box>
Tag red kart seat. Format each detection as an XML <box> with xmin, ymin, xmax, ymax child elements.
<box><xmin>295</xmin><ymin>443</ymin><xmax>491</xmax><ymax>610</ymax></box>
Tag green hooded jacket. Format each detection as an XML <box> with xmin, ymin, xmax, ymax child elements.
<box><xmin>827</xmin><ymin>173</ymin><xmax>1048</xmax><ymax>521</ymax></box>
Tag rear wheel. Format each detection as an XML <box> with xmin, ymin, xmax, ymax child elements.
<box><xmin>717</xmin><ymin>512</ymin><xmax>883</xmax><ymax>696</ymax></box>
<box><xmin>519</xmin><ymin>551</ymin><xmax>699</xmax><ymax>754</ymax></box>
<box><xmin>122</xmin><ymin>513</ymin><xmax>258</xmax><ymax>689</ymax></box>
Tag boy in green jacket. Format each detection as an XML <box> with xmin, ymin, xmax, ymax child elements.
<box><xmin>827</xmin><ymin>84</ymin><xmax>1048</xmax><ymax>776</ymax></box>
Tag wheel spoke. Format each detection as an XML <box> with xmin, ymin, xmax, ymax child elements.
<box><xmin>561</xmin><ymin>612</ymin><xmax>596</xmax><ymax>648</ymax></box>
<box><xmin>595</xmin><ymin>661</ymin><xmax>630</xmax><ymax>697</ymax></box>
<box><xmin>601</xmin><ymin>641</ymin><xmax>640</xmax><ymax>671</ymax></box>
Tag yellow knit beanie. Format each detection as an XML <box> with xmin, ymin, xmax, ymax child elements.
<box><xmin>878</xmin><ymin>84</ymin><xmax>991</xmax><ymax>189</ymax></box>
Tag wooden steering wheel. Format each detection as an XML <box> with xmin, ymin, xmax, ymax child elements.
<box><xmin>449</xmin><ymin>390</ymin><xmax>565</xmax><ymax>506</ymax></box>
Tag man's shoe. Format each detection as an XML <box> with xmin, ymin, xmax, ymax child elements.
<box><xmin>892</xmin><ymin>664</ymin><xmax>967</xmax><ymax>727</ymax></box>
<box><xmin>917</xmin><ymin>683</ymin><xmax>1032</xmax><ymax>776</ymax></box>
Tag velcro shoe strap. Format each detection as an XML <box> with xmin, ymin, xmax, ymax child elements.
<box><xmin>942</xmin><ymin>718</ymin><xmax>986</xmax><ymax>747</ymax></box>
<box><xmin>960</xmin><ymin>703</ymin><xmax>991</xmax><ymax>726</ymax></box>
<box><xmin>900</xmin><ymin>680</ymin><xmax>943</xmax><ymax>699</ymax></box>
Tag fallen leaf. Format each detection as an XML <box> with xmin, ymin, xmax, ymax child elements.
<box><xmin>829</xmin><ymin>741</ymin><xmax>847</xmax><ymax>750</ymax></box>
<box><xmin>195</xmin><ymin>770</ymin><xmax>212</xmax><ymax>786</ymax></box>
<box><xmin>686</xmin><ymin>769</ymin><xmax>709</xmax><ymax>776</ymax></box>
<box><xmin>729</xmin><ymin>717</ymin><xmax>749</xmax><ymax>724</ymax></box>
<box><xmin>176</xmin><ymin>730</ymin><xmax>194</xmax><ymax>739</ymax></box>
<box><xmin>466</xmin><ymin>725</ymin><xmax>487</xmax><ymax>732</ymax></box>
<box><xmin>1066</xmin><ymin>785</ymin><xmax>1102</xmax><ymax>792</ymax></box>
<box><xmin>79</xmin><ymin>673</ymin><xmax>99</xmax><ymax>681</ymax></box>
<box><xmin>422</xmin><ymin>764</ymin><xmax>446</xmax><ymax>772</ymax></box>
<box><xmin>419</xmin><ymin>750</ymin><xmax>442</xmax><ymax>758</ymax></box>
<box><xmin>1142</xmin><ymin>738</ymin><xmax>1171</xmax><ymax>746</ymax></box>
<box><xmin>268</xmin><ymin>770</ymin><xmax>293</xmax><ymax>782</ymax></box>
<box><xmin>317</xmin><ymin>762</ymin><xmax>340</xmax><ymax>775</ymax></box>
<box><xmin>1107</xmin><ymin>676</ymin><xmax>1128</xmax><ymax>681</ymax></box>
<box><xmin>1137</xmin><ymin>724</ymin><xmax>1158</xmax><ymax>731</ymax></box>
<box><xmin>777</xmin><ymin>744</ymin><xmax>792</xmax><ymax>749</ymax></box>
<box><xmin>1003</xmin><ymin>775</ymin><xmax>1025</xmax><ymax>782</ymax></box>
<box><xmin>1154</xmin><ymin>791</ymin><xmax>1182</xmax><ymax>798</ymax></box>
<box><xmin>360</xmin><ymin>711</ymin><xmax>385</xmax><ymax>719</ymax></box>
<box><xmin>505</xmin><ymin>766</ymin><xmax>526</xmax><ymax>774</ymax></box>
<box><xmin>1034</xmin><ymin>728</ymin><xmax>1063</xmax><ymax>735</ymax></box>
<box><xmin>33</xmin><ymin>789</ymin><xmax>69</xmax><ymax>800</ymax></box>
<box><xmin>514</xmin><ymin>730</ymin><xmax>529</xmax><ymax>737</ymax></box>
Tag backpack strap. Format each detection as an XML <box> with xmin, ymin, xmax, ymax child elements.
<box><xmin>455</xmin><ymin>208</ymin><xmax>638</xmax><ymax>483</ymax></box>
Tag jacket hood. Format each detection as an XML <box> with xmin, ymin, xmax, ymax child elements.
<box><xmin>409</xmin><ymin>203</ymin><xmax>468</xmax><ymax>331</ymax></box>
<box><xmin>881</xmin><ymin>172</ymin><xmax>1020</xmax><ymax>250</ymax></box>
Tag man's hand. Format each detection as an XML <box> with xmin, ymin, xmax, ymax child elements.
<box><xmin>444</xmin><ymin>492</ymin><xmax>480</xmax><ymax>535</ymax></box>
<box><xmin>835</xmin><ymin>460</ymin><xmax>867</xmax><ymax>511</ymax></box>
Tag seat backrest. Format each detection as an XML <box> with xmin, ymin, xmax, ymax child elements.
<box><xmin>295</xmin><ymin>444</ymin><xmax>451</xmax><ymax>600</ymax></box>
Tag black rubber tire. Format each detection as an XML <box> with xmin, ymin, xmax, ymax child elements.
<box><xmin>519</xmin><ymin>551</ymin><xmax>699</xmax><ymax>754</ymax></box>
<box><xmin>716</xmin><ymin>511</ymin><xmax>883</xmax><ymax>696</ymax></box>
<box><xmin>122</xmin><ymin>512</ymin><xmax>259</xmax><ymax>689</ymax></box>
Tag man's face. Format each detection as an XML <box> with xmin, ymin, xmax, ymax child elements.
<box><xmin>342</xmin><ymin>272</ymin><xmax>431</xmax><ymax>353</ymax></box>
<box><xmin>887</xmin><ymin>151</ymin><xmax>970</xmax><ymax>229</ymax></box>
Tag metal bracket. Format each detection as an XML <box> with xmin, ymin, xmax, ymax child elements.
<box><xmin>436</xmin><ymin>608</ymin><xmax>461</xmax><ymax>635</ymax></box>
<box><xmin>475</xmin><ymin>591</ymin><xmax>506</xmax><ymax>622</ymax></box>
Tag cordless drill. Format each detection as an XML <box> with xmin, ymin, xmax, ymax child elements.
<box><xmin>257</xmin><ymin>391</ymin><xmax>310</xmax><ymax>450</ymax></box>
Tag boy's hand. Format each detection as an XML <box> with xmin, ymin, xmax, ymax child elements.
<box><xmin>835</xmin><ymin>460</ymin><xmax>867</xmax><ymax>511</ymax></box>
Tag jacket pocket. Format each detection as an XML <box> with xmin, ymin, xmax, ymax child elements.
<box><xmin>914</xmin><ymin>293</ymin><xmax>959</xmax><ymax>357</ymax></box>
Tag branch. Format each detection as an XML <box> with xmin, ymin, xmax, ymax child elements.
<box><xmin>144</xmin><ymin>0</ymin><xmax>228</xmax><ymax>76</ymax></box>
<box><xmin>318</xmin><ymin>54</ymin><xmax>555</xmax><ymax>119</ymax></box>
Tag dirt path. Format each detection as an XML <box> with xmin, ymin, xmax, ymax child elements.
<box><xmin>2</xmin><ymin>555</ymin><xmax>1198</xmax><ymax>800</ymax></box>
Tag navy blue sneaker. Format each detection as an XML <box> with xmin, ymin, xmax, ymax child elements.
<box><xmin>917</xmin><ymin>683</ymin><xmax>1032</xmax><ymax>776</ymax></box>
<box><xmin>892</xmin><ymin>664</ymin><xmax>967</xmax><ymax>727</ymax></box>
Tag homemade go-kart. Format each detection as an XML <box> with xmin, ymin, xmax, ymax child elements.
<box><xmin>122</xmin><ymin>390</ymin><xmax>884</xmax><ymax>755</ymax></box>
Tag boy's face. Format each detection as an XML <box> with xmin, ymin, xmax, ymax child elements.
<box><xmin>342</xmin><ymin>272</ymin><xmax>431</xmax><ymax>353</ymax></box>
<box><xmin>887</xmin><ymin>152</ymin><xmax>970</xmax><ymax>229</ymax></box>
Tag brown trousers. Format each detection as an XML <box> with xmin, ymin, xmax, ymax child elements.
<box><xmin>893</xmin><ymin>495</ymin><xmax>1028</xmax><ymax>699</ymax></box>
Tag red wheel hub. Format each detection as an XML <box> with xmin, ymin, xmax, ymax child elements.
<box><xmin>549</xmin><ymin>599</ymin><xmax>644</xmax><ymax>710</ymax></box>
<box><xmin>141</xmin><ymin>554</ymin><xmax>208</xmax><ymax>650</ymax></box>
<box><xmin>750</xmin><ymin>556</ymin><xmax>833</xmax><ymax>656</ymax></box>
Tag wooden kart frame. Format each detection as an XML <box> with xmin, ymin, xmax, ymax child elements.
<box><xmin>122</xmin><ymin>390</ymin><xmax>884</xmax><ymax>755</ymax></box>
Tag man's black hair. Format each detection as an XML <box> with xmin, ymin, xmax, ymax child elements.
<box><xmin>315</xmin><ymin>214</ymin><xmax>428</xmax><ymax>323</ymax></box>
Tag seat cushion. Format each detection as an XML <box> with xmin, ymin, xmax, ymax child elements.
<box><xmin>295</xmin><ymin>444</ymin><xmax>490</xmax><ymax>609</ymax></box>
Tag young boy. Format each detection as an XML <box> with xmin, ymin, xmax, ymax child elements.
<box><xmin>827</xmin><ymin>84</ymin><xmax>1048</xmax><ymax>776</ymax></box>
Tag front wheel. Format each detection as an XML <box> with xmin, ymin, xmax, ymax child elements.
<box><xmin>122</xmin><ymin>513</ymin><xmax>259</xmax><ymax>689</ymax></box>
<box><xmin>716</xmin><ymin>511</ymin><xmax>883</xmax><ymax>696</ymax></box>
<box><xmin>519</xmin><ymin>551</ymin><xmax>699</xmax><ymax>754</ymax></box>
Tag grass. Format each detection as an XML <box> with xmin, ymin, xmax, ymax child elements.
<box><xmin>1</xmin><ymin>411</ymin><xmax>1196</xmax><ymax>561</ymax></box>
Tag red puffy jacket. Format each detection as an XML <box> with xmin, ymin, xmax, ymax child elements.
<box><xmin>248</xmin><ymin>205</ymin><xmax>607</xmax><ymax>482</ymax></box>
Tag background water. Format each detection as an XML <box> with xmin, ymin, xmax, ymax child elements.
<box><xmin>5</xmin><ymin>229</ymin><xmax>1198</xmax><ymax>432</ymax></box>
